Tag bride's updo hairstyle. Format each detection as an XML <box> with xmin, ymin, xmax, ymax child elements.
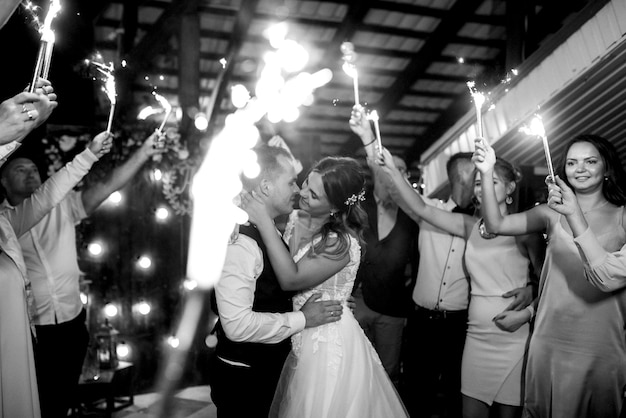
<box><xmin>309</xmin><ymin>156</ymin><xmax>368</xmax><ymax>259</ymax></box>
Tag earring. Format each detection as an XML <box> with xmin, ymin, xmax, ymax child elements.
<box><xmin>604</xmin><ymin>176</ymin><xmax>609</xmax><ymax>181</ymax></box>
<box><xmin>330</xmin><ymin>211</ymin><xmax>336</xmax><ymax>217</ymax></box>
<box><xmin>505</xmin><ymin>195</ymin><xmax>513</xmax><ymax>205</ymax></box>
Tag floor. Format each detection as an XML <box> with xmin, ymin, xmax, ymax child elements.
<box><xmin>111</xmin><ymin>386</ymin><xmax>216</xmax><ymax>418</ymax></box>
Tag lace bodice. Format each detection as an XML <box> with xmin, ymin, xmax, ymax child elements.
<box><xmin>284</xmin><ymin>211</ymin><xmax>362</xmax><ymax>358</ymax></box>
<box><xmin>284</xmin><ymin>211</ymin><xmax>361</xmax><ymax>308</ymax></box>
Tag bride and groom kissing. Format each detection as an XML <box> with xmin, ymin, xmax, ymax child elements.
<box><xmin>210</xmin><ymin>144</ymin><xmax>408</xmax><ymax>418</ymax></box>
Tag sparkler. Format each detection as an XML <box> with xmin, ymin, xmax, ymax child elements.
<box><xmin>367</xmin><ymin>110</ymin><xmax>383</xmax><ymax>157</ymax></box>
<box><xmin>29</xmin><ymin>0</ymin><xmax>61</xmax><ymax>93</ymax></box>
<box><xmin>87</xmin><ymin>59</ymin><xmax>116</xmax><ymax>133</ymax></box>
<box><xmin>341</xmin><ymin>42</ymin><xmax>359</xmax><ymax>106</ymax></box>
<box><xmin>466</xmin><ymin>81</ymin><xmax>486</xmax><ymax>140</ymax></box>
<box><xmin>152</xmin><ymin>92</ymin><xmax>172</xmax><ymax>148</ymax></box>
<box><xmin>519</xmin><ymin>115</ymin><xmax>555</xmax><ymax>182</ymax></box>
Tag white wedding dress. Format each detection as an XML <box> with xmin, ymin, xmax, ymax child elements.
<box><xmin>269</xmin><ymin>212</ymin><xmax>408</xmax><ymax>418</ymax></box>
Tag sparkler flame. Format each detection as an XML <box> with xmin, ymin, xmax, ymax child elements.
<box><xmin>367</xmin><ymin>110</ymin><xmax>383</xmax><ymax>156</ymax></box>
<box><xmin>21</xmin><ymin>1</ymin><xmax>42</xmax><ymax>31</ymax></box>
<box><xmin>341</xmin><ymin>42</ymin><xmax>359</xmax><ymax>105</ymax></box>
<box><xmin>152</xmin><ymin>92</ymin><xmax>173</xmax><ymax>135</ymax></box>
<box><xmin>519</xmin><ymin>114</ymin><xmax>555</xmax><ymax>181</ymax></box>
<box><xmin>86</xmin><ymin>57</ymin><xmax>116</xmax><ymax>132</ymax></box>
<box><xmin>40</xmin><ymin>0</ymin><xmax>61</xmax><ymax>42</ymax></box>
<box><xmin>467</xmin><ymin>81</ymin><xmax>486</xmax><ymax>138</ymax></box>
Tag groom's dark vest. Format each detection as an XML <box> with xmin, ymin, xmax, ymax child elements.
<box><xmin>214</xmin><ymin>224</ymin><xmax>294</xmax><ymax>368</ymax></box>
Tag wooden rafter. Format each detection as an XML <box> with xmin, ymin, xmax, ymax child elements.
<box><xmin>205</xmin><ymin>0</ymin><xmax>260</xmax><ymax>128</ymax></box>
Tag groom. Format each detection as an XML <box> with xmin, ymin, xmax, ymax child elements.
<box><xmin>211</xmin><ymin>144</ymin><xmax>343</xmax><ymax>418</ymax></box>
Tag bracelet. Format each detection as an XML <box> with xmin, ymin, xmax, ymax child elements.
<box><xmin>363</xmin><ymin>139</ymin><xmax>376</xmax><ymax>146</ymax></box>
<box><xmin>525</xmin><ymin>305</ymin><xmax>536</xmax><ymax>320</ymax></box>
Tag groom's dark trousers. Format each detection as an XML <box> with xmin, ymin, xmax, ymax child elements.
<box><xmin>210</xmin><ymin>340</ymin><xmax>290</xmax><ymax>418</ymax></box>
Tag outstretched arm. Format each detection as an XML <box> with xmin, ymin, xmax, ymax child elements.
<box><xmin>473</xmin><ymin>138</ymin><xmax>549</xmax><ymax>235</ymax></box>
<box><xmin>376</xmin><ymin>148</ymin><xmax>471</xmax><ymax>238</ymax></box>
<box><xmin>81</xmin><ymin>131</ymin><xmax>165</xmax><ymax>215</ymax></box>
<box><xmin>6</xmin><ymin>137</ymin><xmax>109</xmax><ymax>237</ymax></box>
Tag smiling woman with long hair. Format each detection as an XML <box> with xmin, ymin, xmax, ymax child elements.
<box><xmin>474</xmin><ymin>134</ymin><xmax>626</xmax><ymax>418</ymax></box>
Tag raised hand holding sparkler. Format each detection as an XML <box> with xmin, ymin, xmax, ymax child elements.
<box><xmin>341</xmin><ymin>42</ymin><xmax>359</xmax><ymax>106</ymax></box>
<box><xmin>29</xmin><ymin>0</ymin><xmax>62</xmax><ymax>93</ymax></box>
<box><xmin>519</xmin><ymin>115</ymin><xmax>555</xmax><ymax>182</ymax></box>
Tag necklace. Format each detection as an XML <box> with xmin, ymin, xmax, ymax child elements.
<box><xmin>478</xmin><ymin>218</ymin><xmax>498</xmax><ymax>239</ymax></box>
<box><xmin>582</xmin><ymin>200</ymin><xmax>609</xmax><ymax>214</ymax></box>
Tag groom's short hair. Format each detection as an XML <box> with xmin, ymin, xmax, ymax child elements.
<box><xmin>241</xmin><ymin>144</ymin><xmax>291</xmax><ymax>192</ymax></box>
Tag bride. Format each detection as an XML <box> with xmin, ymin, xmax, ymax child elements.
<box><xmin>243</xmin><ymin>156</ymin><xmax>408</xmax><ymax>418</ymax></box>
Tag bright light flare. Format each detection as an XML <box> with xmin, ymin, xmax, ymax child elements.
<box><xmin>231</xmin><ymin>84</ymin><xmax>251</xmax><ymax>109</ymax></box>
<box><xmin>104</xmin><ymin>303</ymin><xmax>118</xmax><ymax>318</ymax></box>
<box><xmin>167</xmin><ymin>336</ymin><xmax>180</xmax><ymax>348</ymax></box>
<box><xmin>519</xmin><ymin>114</ymin><xmax>555</xmax><ymax>181</ymax></box>
<box><xmin>138</xmin><ymin>105</ymin><xmax>160</xmax><ymax>120</ymax></box>
<box><xmin>341</xmin><ymin>42</ymin><xmax>359</xmax><ymax>105</ymax></box>
<box><xmin>138</xmin><ymin>256</ymin><xmax>152</xmax><ymax>269</ymax></box>
<box><xmin>194</xmin><ymin>113</ymin><xmax>209</xmax><ymax>131</ymax></box>
<box><xmin>88</xmin><ymin>241</ymin><xmax>103</xmax><ymax>256</ymax></box>
<box><xmin>276</xmin><ymin>39</ymin><xmax>309</xmax><ymax>73</ymax></box>
<box><xmin>116</xmin><ymin>342</ymin><xmax>131</xmax><ymax>359</ymax></box>
<box><xmin>136</xmin><ymin>301</ymin><xmax>151</xmax><ymax>315</ymax></box>
<box><xmin>153</xmin><ymin>92</ymin><xmax>173</xmax><ymax>134</ymax></box>
<box><xmin>155</xmin><ymin>206</ymin><xmax>170</xmax><ymax>221</ymax></box>
<box><xmin>41</xmin><ymin>0</ymin><xmax>61</xmax><ymax>42</ymax></box>
<box><xmin>367</xmin><ymin>110</ymin><xmax>383</xmax><ymax>154</ymax></box>
<box><xmin>265</xmin><ymin>22</ymin><xmax>288</xmax><ymax>48</ymax></box>
<box><xmin>467</xmin><ymin>81</ymin><xmax>486</xmax><ymax>139</ymax></box>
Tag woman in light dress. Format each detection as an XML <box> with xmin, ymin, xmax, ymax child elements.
<box><xmin>376</xmin><ymin>146</ymin><xmax>544</xmax><ymax>418</ymax></box>
<box><xmin>243</xmin><ymin>156</ymin><xmax>408</xmax><ymax>418</ymax></box>
<box><xmin>474</xmin><ymin>134</ymin><xmax>626</xmax><ymax>417</ymax></box>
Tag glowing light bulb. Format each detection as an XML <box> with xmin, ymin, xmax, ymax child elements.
<box><xmin>138</xmin><ymin>256</ymin><xmax>152</xmax><ymax>269</ymax></box>
<box><xmin>231</xmin><ymin>84</ymin><xmax>251</xmax><ymax>108</ymax></box>
<box><xmin>155</xmin><ymin>206</ymin><xmax>169</xmax><ymax>221</ymax></box>
<box><xmin>116</xmin><ymin>342</ymin><xmax>131</xmax><ymax>359</ymax></box>
<box><xmin>194</xmin><ymin>113</ymin><xmax>209</xmax><ymax>131</ymax></box>
<box><xmin>136</xmin><ymin>301</ymin><xmax>151</xmax><ymax>315</ymax></box>
<box><xmin>167</xmin><ymin>336</ymin><xmax>179</xmax><ymax>348</ymax></box>
<box><xmin>104</xmin><ymin>303</ymin><xmax>118</xmax><ymax>317</ymax></box>
<box><xmin>88</xmin><ymin>242</ymin><xmax>103</xmax><ymax>256</ymax></box>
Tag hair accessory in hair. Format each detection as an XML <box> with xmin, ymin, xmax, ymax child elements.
<box><xmin>344</xmin><ymin>189</ymin><xmax>366</xmax><ymax>206</ymax></box>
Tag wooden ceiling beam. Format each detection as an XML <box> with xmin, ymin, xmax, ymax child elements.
<box><xmin>123</xmin><ymin>0</ymin><xmax>197</xmax><ymax>74</ymax></box>
<box><xmin>205</xmin><ymin>0</ymin><xmax>260</xmax><ymax>129</ymax></box>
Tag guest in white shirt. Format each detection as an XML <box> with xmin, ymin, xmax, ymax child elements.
<box><xmin>0</xmin><ymin>135</ymin><xmax>110</xmax><ymax>418</ymax></box>
<box><xmin>0</xmin><ymin>131</ymin><xmax>164</xmax><ymax>418</ymax></box>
